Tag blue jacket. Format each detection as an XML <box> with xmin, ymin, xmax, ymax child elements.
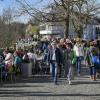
<box><xmin>14</xmin><ymin>56</ymin><xmax>22</xmax><ymax>65</ymax></box>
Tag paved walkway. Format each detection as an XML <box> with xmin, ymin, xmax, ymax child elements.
<box><xmin>0</xmin><ymin>66</ymin><xmax>100</xmax><ymax>100</ymax></box>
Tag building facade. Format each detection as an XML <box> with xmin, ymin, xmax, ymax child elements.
<box><xmin>39</xmin><ymin>20</ymin><xmax>100</xmax><ymax>40</ymax></box>
<box><xmin>39</xmin><ymin>21</ymin><xmax>77</xmax><ymax>38</ymax></box>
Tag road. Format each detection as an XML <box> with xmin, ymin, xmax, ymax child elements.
<box><xmin>0</xmin><ymin>66</ymin><xmax>100</xmax><ymax>100</ymax></box>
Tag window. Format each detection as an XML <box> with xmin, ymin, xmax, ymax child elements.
<box><xmin>40</xmin><ymin>25</ymin><xmax>46</xmax><ymax>30</ymax></box>
<box><xmin>96</xmin><ymin>27</ymin><xmax>100</xmax><ymax>34</ymax></box>
<box><xmin>48</xmin><ymin>25</ymin><xmax>64</xmax><ymax>30</ymax></box>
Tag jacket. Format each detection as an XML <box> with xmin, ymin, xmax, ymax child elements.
<box><xmin>63</xmin><ymin>48</ymin><xmax>76</xmax><ymax>65</ymax></box>
<box><xmin>85</xmin><ymin>46</ymin><xmax>97</xmax><ymax>67</ymax></box>
<box><xmin>47</xmin><ymin>47</ymin><xmax>62</xmax><ymax>64</ymax></box>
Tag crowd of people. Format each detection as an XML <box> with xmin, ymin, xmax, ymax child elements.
<box><xmin>44</xmin><ymin>38</ymin><xmax>100</xmax><ymax>85</ymax></box>
<box><xmin>0</xmin><ymin>37</ymin><xmax>100</xmax><ymax>85</ymax></box>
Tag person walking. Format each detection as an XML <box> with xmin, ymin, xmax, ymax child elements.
<box><xmin>47</xmin><ymin>41</ymin><xmax>61</xmax><ymax>85</ymax></box>
<box><xmin>73</xmin><ymin>38</ymin><xmax>84</xmax><ymax>76</ymax></box>
<box><xmin>65</xmin><ymin>39</ymin><xmax>76</xmax><ymax>85</ymax></box>
<box><xmin>85</xmin><ymin>41</ymin><xmax>99</xmax><ymax>81</ymax></box>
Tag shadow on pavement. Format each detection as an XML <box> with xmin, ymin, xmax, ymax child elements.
<box><xmin>0</xmin><ymin>76</ymin><xmax>53</xmax><ymax>85</ymax></box>
<box><xmin>0</xmin><ymin>84</ymin><xmax>44</xmax><ymax>88</ymax></box>
<box><xmin>73</xmin><ymin>81</ymin><xmax>100</xmax><ymax>85</ymax></box>
<box><xmin>0</xmin><ymin>90</ymin><xmax>100</xmax><ymax>97</ymax></box>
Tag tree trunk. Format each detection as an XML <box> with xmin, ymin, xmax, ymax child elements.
<box><xmin>78</xmin><ymin>25</ymin><xmax>83</xmax><ymax>38</ymax></box>
<box><xmin>64</xmin><ymin>16</ymin><xmax>70</xmax><ymax>38</ymax></box>
<box><xmin>63</xmin><ymin>0</ymin><xmax>70</xmax><ymax>38</ymax></box>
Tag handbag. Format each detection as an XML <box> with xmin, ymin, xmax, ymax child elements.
<box><xmin>91</xmin><ymin>55</ymin><xmax>100</xmax><ymax>65</ymax></box>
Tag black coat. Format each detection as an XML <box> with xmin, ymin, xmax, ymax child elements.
<box><xmin>48</xmin><ymin>47</ymin><xmax>62</xmax><ymax>64</ymax></box>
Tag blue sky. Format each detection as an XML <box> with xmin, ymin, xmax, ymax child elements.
<box><xmin>0</xmin><ymin>0</ymin><xmax>52</xmax><ymax>23</ymax></box>
<box><xmin>0</xmin><ymin>0</ymin><xmax>100</xmax><ymax>23</ymax></box>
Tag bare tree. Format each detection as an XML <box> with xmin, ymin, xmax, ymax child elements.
<box><xmin>15</xmin><ymin>0</ymin><xmax>73</xmax><ymax>37</ymax></box>
<box><xmin>0</xmin><ymin>6</ymin><xmax>26</xmax><ymax>47</ymax></box>
<box><xmin>51</xmin><ymin>0</ymin><xmax>100</xmax><ymax>37</ymax></box>
<box><xmin>15</xmin><ymin>0</ymin><xmax>100</xmax><ymax>38</ymax></box>
<box><xmin>71</xmin><ymin>0</ymin><xmax>100</xmax><ymax>37</ymax></box>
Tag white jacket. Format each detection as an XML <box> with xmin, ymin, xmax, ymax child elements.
<box><xmin>74</xmin><ymin>44</ymin><xmax>84</xmax><ymax>57</ymax></box>
<box><xmin>5</xmin><ymin>53</ymin><xmax>14</xmax><ymax>65</ymax></box>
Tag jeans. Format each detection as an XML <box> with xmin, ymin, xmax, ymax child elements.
<box><xmin>50</xmin><ymin>63</ymin><xmax>52</xmax><ymax>74</ymax></box>
<box><xmin>58</xmin><ymin>63</ymin><xmax>62</xmax><ymax>77</ymax></box>
<box><xmin>90</xmin><ymin>66</ymin><xmax>96</xmax><ymax>76</ymax></box>
<box><xmin>67</xmin><ymin>65</ymin><xmax>74</xmax><ymax>81</ymax></box>
<box><xmin>76</xmin><ymin>56</ymin><xmax>83</xmax><ymax>74</ymax></box>
<box><xmin>51</xmin><ymin>61</ymin><xmax>58</xmax><ymax>83</ymax></box>
<box><xmin>64</xmin><ymin>63</ymin><xmax>68</xmax><ymax>77</ymax></box>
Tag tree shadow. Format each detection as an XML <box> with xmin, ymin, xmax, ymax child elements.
<box><xmin>0</xmin><ymin>90</ymin><xmax>100</xmax><ymax>97</ymax></box>
<box><xmin>0</xmin><ymin>84</ymin><xmax>44</xmax><ymax>88</ymax></box>
<box><xmin>0</xmin><ymin>75</ymin><xmax>53</xmax><ymax>86</ymax></box>
<box><xmin>73</xmin><ymin>81</ymin><xmax>100</xmax><ymax>85</ymax></box>
<box><xmin>15</xmin><ymin>75</ymin><xmax>52</xmax><ymax>84</ymax></box>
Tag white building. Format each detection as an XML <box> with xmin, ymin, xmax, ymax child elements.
<box><xmin>39</xmin><ymin>21</ymin><xmax>77</xmax><ymax>38</ymax></box>
<box><xmin>39</xmin><ymin>20</ymin><xmax>100</xmax><ymax>40</ymax></box>
<box><xmin>39</xmin><ymin>5</ymin><xmax>77</xmax><ymax>38</ymax></box>
<box><xmin>39</xmin><ymin>6</ymin><xmax>100</xmax><ymax>40</ymax></box>
<box><xmin>83</xmin><ymin>20</ymin><xmax>100</xmax><ymax>40</ymax></box>
<box><xmin>40</xmin><ymin>22</ymin><xmax>64</xmax><ymax>37</ymax></box>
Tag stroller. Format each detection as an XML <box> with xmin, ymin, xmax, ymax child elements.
<box><xmin>38</xmin><ymin>60</ymin><xmax>50</xmax><ymax>74</ymax></box>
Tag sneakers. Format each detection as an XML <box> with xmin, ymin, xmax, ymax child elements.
<box><xmin>77</xmin><ymin>73</ymin><xmax>80</xmax><ymax>77</ymax></box>
<box><xmin>90</xmin><ymin>76</ymin><xmax>93</xmax><ymax>80</ymax></box>
<box><xmin>68</xmin><ymin>81</ymin><xmax>72</xmax><ymax>85</ymax></box>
